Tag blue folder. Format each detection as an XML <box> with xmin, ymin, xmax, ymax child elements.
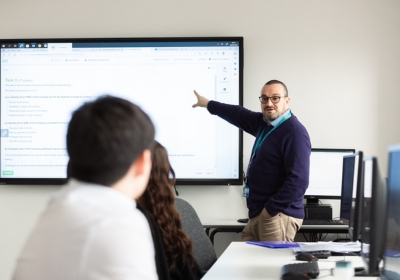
<box><xmin>246</xmin><ymin>241</ymin><xmax>300</xmax><ymax>248</ymax></box>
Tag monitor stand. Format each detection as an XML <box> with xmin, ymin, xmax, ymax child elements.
<box><xmin>305</xmin><ymin>198</ymin><xmax>319</xmax><ymax>205</ymax></box>
<box><xmin>304</xmin><ymin>198</ymin><xmax>332</xmax><ymax>208</ymax></box>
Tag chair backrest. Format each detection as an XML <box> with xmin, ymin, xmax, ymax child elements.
<box><xmin>174</xmin><ymin>198</ymin><xmax>217</xmax><ymax>273</ymax></box>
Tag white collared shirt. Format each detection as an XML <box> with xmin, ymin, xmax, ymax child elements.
<box><xmin>12</xmin><ymin>179</ymin><xmax>157</xmax><ymax>280</ymax></box>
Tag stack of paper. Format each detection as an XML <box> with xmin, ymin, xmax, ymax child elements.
<box><xmin>298</xmin><ymin>241</ymin><xmax>361</xmax><ymax>253</ymax></box>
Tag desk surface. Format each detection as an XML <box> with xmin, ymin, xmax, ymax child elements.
<box><xmin>202</xmin><ymin>242</ymin><xmax>376</xmax><ymax>280</ymax></box>
<box><xmin>203</xmin><ymin>220</ymin><xmax>246</xmax><ymax>228</ymax></box>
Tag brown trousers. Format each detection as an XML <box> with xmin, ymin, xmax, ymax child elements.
<box><xmin>241</xmin><ymin>212</ymin><xmax>302</xmax><ymax>242</ymax></box>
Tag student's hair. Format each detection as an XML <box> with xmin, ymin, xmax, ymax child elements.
<box><xmin>265</xmin><ymin>79</ymin><xmax>289</xmax><ymax>96</ymax></box>
<box><xmin>138</xmin><ymin>142</ymin><xmax>196</xmax><ymax>271</ymax></box>
<box><xmin>66</xmin><ymin>95</ymin><xmax>155</xmax><ymax>186</ymax></box>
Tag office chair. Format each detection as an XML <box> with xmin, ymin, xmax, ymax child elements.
<box><xmin>174</xmin><ymin>198</ymin><xmax>217</xmax><ymax>273</ymax></box>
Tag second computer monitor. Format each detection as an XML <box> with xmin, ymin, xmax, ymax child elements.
<box><xmin>304</xmin><ymin>148</ymin><xmax>355</xmax><ymax>205</ymax></box>
<box><xmin>339</xmin><ymin>154</ymin><xmax>356</xmax><ymax>221</ymax></box>
<box><xmin>360</xmin><ymin>156</ymin><xmax>387</xmax><ymax>276</ymax></box>
<box><xmin>347</xmin><ymin>151</ymin><xmax>364</xmax><ymax>242</ymax></box>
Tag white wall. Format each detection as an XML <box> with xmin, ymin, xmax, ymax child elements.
<box><xmin>1</xmin><ymin>0</ymin><xmax>400</xmax><ymax>279</ymax></box>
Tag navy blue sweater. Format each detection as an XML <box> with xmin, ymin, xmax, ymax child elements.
<box><xmin>208</xmin><ymin>101</ymin><xmax>311</xmax><ymax>219</ymax></box>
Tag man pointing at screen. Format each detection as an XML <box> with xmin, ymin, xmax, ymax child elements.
<box><xmin>192</xmin><ymin>80</ymin><xmax>311</xmax><ymax>241</ymax></box>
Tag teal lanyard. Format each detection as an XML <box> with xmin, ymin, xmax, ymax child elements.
<box><xmin>250</xmin><ymin>111</ymin><xmax>292</xmax><ymax>162</ymax></box>
<box><xmin>245</xmin><ymin>111</ymin><xmax>291</xmax><ymax>189</ymax></box>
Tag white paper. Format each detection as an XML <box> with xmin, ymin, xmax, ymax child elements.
<box><xmin>298</xmin><ymin>241</ymin><xmax>361</xmax><ymax>253</ymax></box>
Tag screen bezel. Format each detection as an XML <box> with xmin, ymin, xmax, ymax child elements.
<box><xmin>0</xmin><ymin>36</ymin><xmax>244</xmax><ymax>186</ymax></box>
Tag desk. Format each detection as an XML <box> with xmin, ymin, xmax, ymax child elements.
<box><xmin>203</xmin><ymin>220</ymin><xmax>349</xmax><ymax>244</ymax></box>
<box><xmin>203</xmin><ymin>220</ymin><xmax>246</xmax><ymax>244</ymax></box>
<box><xmin>202</xmin><ymin>242</ymin><xmax>375</xmax><ymax>280</ymax></box>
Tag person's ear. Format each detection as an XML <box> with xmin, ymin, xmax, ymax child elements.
<box><xmin>130</xmin><ymin>149</ymin><xmax>152</xmax><ymax>199</ymax></box>
<box><xmin>133</xmin><ymin>149</ymin><xmax>152</xmax><ymax>177</ymax></box>
<box><xmin>111</xmin><ymin>149</ymin><xmax>152</xmax><ymax>199</ymax></box>
<box><xmin>285</xmin><ymin>96</ymin><xmax>291</xmax><ymax>106</ymax></box>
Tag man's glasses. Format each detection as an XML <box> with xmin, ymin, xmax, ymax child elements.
<box><xmin>258</xmin><ymin>96</ymin><xmax>284</xmax><ymax>104</ymax></box>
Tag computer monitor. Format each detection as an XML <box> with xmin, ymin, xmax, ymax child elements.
<box><xmin>339</xmin><ymin>154</ymin><xmax>356</xmax><ymax>221</ymax></box>
<box><xmin>348</xmin><ymin>151</ymin><xmax>364</xmax><ymax>242</ymax></box>
<box><xmin>382</xmin><ymin>144</ymin><xmax>400</xmax><ymax>280</ymax></box>
<box><xmin>0</xmin><ymin>37</ymin><xmax>243</xmax><ymax>185</ymax></box>
<box><xmin>359</xmin><ymin>156</ymin><xmax>387</xmax><ymax>276</ymax></box>
<box><xmin>304</xmin><ymin>148</ymin><xmax>355</xmax><ymax>205</ymax></box>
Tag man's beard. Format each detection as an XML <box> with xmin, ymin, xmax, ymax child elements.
<box><xmin>262</xmin><ymin>111</ymin><xmax>280</xmax><ymax>123</ymax></box>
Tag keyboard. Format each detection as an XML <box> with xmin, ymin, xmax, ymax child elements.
<box><xmin>302</xmin><ymin>219</ymin><xmax>343</xmax><ymax>225</ymax></box>
<box><xmin>302</xmin><ymin>250</ymin><xmax>331</xmax><ymax>259</ymax></box>
<box><xmin>281</xmin><ymin>261</ymin><xmax>320</xmax><ymax>279</ymax></box>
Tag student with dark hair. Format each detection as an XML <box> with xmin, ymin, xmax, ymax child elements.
<box><xmin>138</xmin><ymin>142</ymin><xmax>203</xmax><ymax>280</ymax></box>
<box><xmin>13</xmin><ymin>96</ymin><xmax>157</xmax><ymax>280</ymax></box>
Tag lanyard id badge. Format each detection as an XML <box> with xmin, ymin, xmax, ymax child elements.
<box><xmin>242</xmin><ymin>173</ymin><xmax>249</xmax><ymax>198</ymax></box>
<box><xmin>242</xmin><ymin>185</ymin><xmax>249</xmax><ymax>198</ymax></box>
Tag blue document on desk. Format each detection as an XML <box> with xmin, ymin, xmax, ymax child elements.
<box><xmin>386</xmin><ymin>250</ymin><xmax>400</xmax><ymax>258</ymax></box>
<box><xmin>246</xmin><ymin>241</ymin><xmax>300</xmax><ymax>248</ymax></box>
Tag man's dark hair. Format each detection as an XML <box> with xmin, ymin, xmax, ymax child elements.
<box><xmin>265</xmin><ymin>80</ymin><xmax>288</xmax><ymax>96</ymax></box>
<box><xmin>66</xmin><ymin>95</ymin><xmax>155</xmax><ymax>186</ymax></box>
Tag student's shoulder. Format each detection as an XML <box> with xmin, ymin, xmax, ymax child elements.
<box><xmin>84</xmin><ymin>208</ymin><xmax>157</xmax><ymax>280</ymax></box>
<box><xmin>50</xmin><ymin>180</ymin><xmax>150</xmax><ymax>230</ymax></box>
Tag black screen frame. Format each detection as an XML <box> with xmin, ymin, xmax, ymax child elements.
<box><xmin>0</xmin><ymin>36</ymin><xmax>244</xmax><ymax>186</ymax></box>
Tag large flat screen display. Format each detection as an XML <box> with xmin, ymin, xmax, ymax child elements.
<box><xmin>0</xmin><ymin>37</ymin><xmax>244</xmax><ymax>185</ymax></box>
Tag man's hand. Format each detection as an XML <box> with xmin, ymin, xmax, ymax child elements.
<box><xmin>192</xmin><ymin>90</ymin><xmax>210</xmax><ymax>108</ymax></box>
<box><xmin>261</xmin><ymin>208</ymin><xmax>272</xmax><ymax>218</ymax></box>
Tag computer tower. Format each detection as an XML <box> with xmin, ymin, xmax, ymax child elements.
<box><xmin>304</xmin><ymin>204</ymin><xmax>332</xmax><ymax>220</ymax></box>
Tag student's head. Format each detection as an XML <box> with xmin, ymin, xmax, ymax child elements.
<box><xmin>149</xmin><ymin>141</ymin><xmax>176</xmax><ymax>191</ymax></box>
<box><xmin>138</xmin><ymin>141</ymin><xmax>195</xmax><ymax>271</ymax></box>
<box><xmin>138</xmin><ymin>141</ymin><xmax>176</xmax><ymax>210</ymax></box>
<box><xmin>67</xmin><ymin>95</ymin><xmax>155</xmax><ymax>191</ymax></box>
<box><xmin>260</xmin><ymin>80</ymin><xmax>290</xmax><ymax>123</ymax></box>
